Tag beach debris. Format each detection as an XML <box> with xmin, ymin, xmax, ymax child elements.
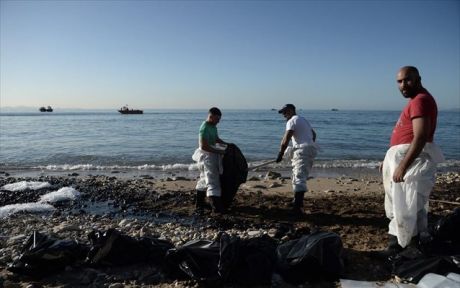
<box><xmin>86</xmin><ymin>228</ymin><xmax>174</xmax><ymax>266</ymax></box>
<box><xmin>52</xmin><ymin>223</ymin><xmax>81</xmax><ymax>234</ymax></box>
<box><xmin>165</xmin><ymin>232</ymin><xmax>276</xmax><ymax>286</ymax></box>
<box><xmin>0</xmin><ymin>172</ymin><xmax>458</xmax><ymax>286</ymax></box>
<box><xmin>340</xmin><ymin>278</ymin><xmax>414</xmax><ymax>287</ymax></box>
<box><xmin>269</xmin><ymin>182</ymin><xmax>282</xmax><ymax>188</ymax></box>
<box><xmin>139</xmin><ymin>175</ymin><xmax>154</xmax><ymax>179</ymax></box>
<box><xmin>432</xmin><ymin>207</ymin><xmax>460</xmax><ymax>244</ymax></box>
<box><xmin>265</xmin><ymin>171</ymin><xmax>282</xmax><ymax>180</ymax></box>
<box><xmin>8</xmin><ymin>231</ymin><xmax>89</xmax><ymax>277</ymax></box>
<box><xmin>276</xmin><ymin>231</ymin><xmax>343</xmax><ymax>284</ymax></box>
<box><xmin>220</xmin><ymin>144</ymin><xmax>248</xmax><ymax>210</ymax></box>
<box><xmin>390</xmin><ymin>208</ymin><xmax>460</xmax><ymax>283</ymax></box>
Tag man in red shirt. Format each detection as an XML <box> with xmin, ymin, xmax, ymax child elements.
<box><xmin>378</xmin><ymin>66</ymin><xmax>444</xmax><ymax>257</ymax></box>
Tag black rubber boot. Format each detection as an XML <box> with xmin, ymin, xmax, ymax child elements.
<box><xmin>209</xmin><ymin>196</ymin><xmax>225</xmax><ymax>214</ymax></box>
<box><xmin>291</xmin><ymin>192</ymin><xmax>305</xmax><ymax>216</ymax></box>
<box><xmin>371</xmin><ymin>235</ymin><xmax>403</xmax><ymax>260</ymax></box>
<box><xmin>195</xmin><ymin>190</ymin><xmax>207</xmax><ymax>213</ymax></box>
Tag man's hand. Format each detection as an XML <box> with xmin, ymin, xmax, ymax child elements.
<box><xmin>392</xmin><ymin>165</ymin><xmax>406</xmax><ymax>182</ymax></box>
<box><xmin>276</xmin><ymin>152</ymin><xmax>283</xmax><ymax>163</ymax></box>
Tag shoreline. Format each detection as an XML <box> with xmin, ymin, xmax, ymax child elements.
<box><xmin>0</xmin><ymin>166</ymin><xmax>384</xmax><ymax>180</ymax></box>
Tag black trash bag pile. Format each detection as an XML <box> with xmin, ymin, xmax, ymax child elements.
<box><xmin>276</xmin><ymin>231</ymin><xmax>344</xmax><ymax>284</ymax></box>
<box><xmin>392</xmin><ymin>247</ymin><xmax>460</xmax><ymax>283</ymax></box>
<box><xmin>8</xmin><ymin>228</ymin><xmax>346</xmax><ymax>285</ymax></box>
<box><xmin>392</xmin><ymin>208</ymin><xmax>460</xmax><ymax>283</ymax></box>
<box><xmin>86</xmin><ymin>228</ymin><xmax>174</xmax><ymax>266</ymax></box>
<box><xmin>165</xmin><ymin>232</ymin><xmax>277</xmax><ymax>286</ymax></box>
<box><xmin>220</xmin><ymin>143</ymin><xmax>248</xmax><ymax>209</ymax></box>
<box><xmin>7</xmin><ymin>231</ymin><xmax>89</xmax><ymax>277</ymax></box>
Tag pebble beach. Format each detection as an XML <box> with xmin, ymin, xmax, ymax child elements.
<box><xmin>1</xmin><ymin>171</ymin><xmax>459</xmax><ymax>287</ymax></box>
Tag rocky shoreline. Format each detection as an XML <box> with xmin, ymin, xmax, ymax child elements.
<box><xmin>1</xmin><ymin>172</ymin><xmax>459</xmax><ymax>287</ymax></box>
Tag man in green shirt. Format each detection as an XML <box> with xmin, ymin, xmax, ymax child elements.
<box><xmin>193</xmin><ymin>107</ymin><xmax>228</xmax><ymax>213</ymax></box>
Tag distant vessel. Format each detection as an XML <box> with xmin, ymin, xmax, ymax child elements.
<box><xmin>331</xmin><ymin>108</ymin><xmax>339</xmax><ymax>111</ymax></box>
<box><xmin>39</xmin><ymin>106</ymin><xmax>53</xmax><ymax>112</ymax></box>
<box><xmin>118</xmin><ymin>105</ymin><xmax>143</xmax><ymax>114</ymax></box>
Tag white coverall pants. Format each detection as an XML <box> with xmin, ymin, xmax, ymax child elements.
<box><xmin>286</xmin><ymin>144</ymin><xmax>318</xmax><ymax>193</ymax></box>
<box><xmin>193</xmin><ymin>148</ymin><xmax>223</xmax><ymax>197</ymax></box>
<box><xmin>383</xmin><ymin>143</ymin><xmax>444</xmax><ymax>248</ymax></box>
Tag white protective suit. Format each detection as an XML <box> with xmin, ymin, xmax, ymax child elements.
<box><xmin>285</xmin><ymin>143</ymin><xmax>319</xmax><ymax>193</ymax></box>
<box><xmin>383</xmin><ymin>143</ymin><xmax>444</xmax><ymax>247</ymax></box>
<box><xmin>193</xmin><ymin>146</ymin><xmax>224</xmax><ymax>197</ymax></box>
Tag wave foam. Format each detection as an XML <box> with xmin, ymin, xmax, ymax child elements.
<box><xmin>1</xmin><ymin>181</ymin><xmax>51</xmax><ymax>192</ymax></box>
<box><xmin>0</xmin><ymin>203</ymin><xmax>55</xmax><ymax>218</ymax></box>
<box><xmin>39</xmin><ymin>187</ymin><xmax>80</xmax><ymax>203</ymax></box>
<box><xmin>37</xmin><ymin>163</ymin><xmax>199</xmax><ymax>171</ymax></box>
<box><xmin>28</xmin><ymin>159</ymin><xmax>460</xmax><ymax>173</ymax></box>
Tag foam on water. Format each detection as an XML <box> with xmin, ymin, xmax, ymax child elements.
<box><xmin>0</xmin><ymin>202</ymin><xmax>55</xmax><ymax>218</ymax></box>
<box><xmin>28</xmin><ymin>159</ymin><xmax>460</xmax><ymax>173</ymax></box>
<box><xmin>1</xmin><ymin>181</ymin><xmax>51</xmax><ymax>191</ymax></box>
<box><xmin>37</xmin><ymin>163</ymin><xmax>199</xmax><ymax>171</ymax></box>
<box><xmin>39</xmin><ymin>187</ymin><xmax>80</xmax><ymax>203</ymax></box>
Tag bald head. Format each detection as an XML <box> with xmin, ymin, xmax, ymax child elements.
<box><xmin>400</xmin><ymin>66</ymin><xmax>421</xmax><ymax>78</ymax></box>
<box><xmin>397</xmin><ymin>66</ymin><xmax>423</xmax><ymax>98</ymax></box>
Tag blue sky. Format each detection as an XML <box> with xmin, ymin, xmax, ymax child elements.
<box><xmin>1</xmin><ymin>0</ymin><xmax>459</xmax><ymax>110</ymax></box>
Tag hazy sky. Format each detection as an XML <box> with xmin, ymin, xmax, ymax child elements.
<box><xmin>1</xmin><ymin>0</ymin><xmax>459</xmax><ymax>110</ymax></box>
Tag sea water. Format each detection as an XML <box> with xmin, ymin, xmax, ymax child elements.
<box><xmin>1</xmin><ymin>109</ymin><xmax>459</xmax><ymax>178</ymax></box>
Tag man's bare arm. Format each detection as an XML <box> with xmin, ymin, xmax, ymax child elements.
<box><xmin>392</xmin><ymin>116</ymin><xmax>430</xmax><ymax>182</ymax></box>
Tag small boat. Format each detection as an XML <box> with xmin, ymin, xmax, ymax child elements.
<box><xmin>118</xmin><ymin>105</ymin><xmax>143</xmax><ymax>114</ymax></box>
<box><xmin>39</xmin><ymin>106</ymin><xmax>53</xmax><ymax>112</ymax></box>
<box><xmin>331</xmin><ymin>108</ymin><xmax>339</xmax><ymax>111</ymax></box>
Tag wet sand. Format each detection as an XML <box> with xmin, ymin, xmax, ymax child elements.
<box><xmin>0</xmin><ymin>171</ymin><xmax>459</xmax><ymax>287</ymax></box>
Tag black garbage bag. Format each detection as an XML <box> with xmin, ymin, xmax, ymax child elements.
<box><xmin>221</xmin><ymin>143</ymin><xmax>248</xmax><ymax>209</ymax></box>
<box><xmin>86</xmin><ymin>228</ymin><xmax>174</xmax><ymax>266</ymax></box>
<box><xmin>276</xmin><ymin>231</ymin><xmax>343</xmax><ymax>284</ymax></box>
<box><xmin>165</xmin><ymin>232</ymin><xmax>277</xmax><ymax>286</ymax></box>
<box><xmin>165</xmin><ymin>238</ymin><xmax>222</xmax><ymax>284</ymax></box>
<box><xmin>419</xmin><ymin>208</ymin><xmax>460</xmax><ymax>256</ymax></box>
<box><xmin>392</xmin><ymin>246</ymin><xmax>460</xmax><ymax>283</ymax></box>
<box><xmin>8</xmin><ymin>231</ymin><xmax>88</xmax><ymax>277</ymax></box>
<box><xmin>433</xmin><ymin>207</ymin><xmax>460</xmax><ymax>243</ymax></box>
<box><xmin>221</xmin><ymin>233</ymin><xmax>277</xmax><ymax>286</ymax></box>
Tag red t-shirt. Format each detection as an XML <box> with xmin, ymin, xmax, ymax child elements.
<box><xmin>390</xmin><ymin>89</ymin><xmax>437</xmax><ymax>146</ymax></box>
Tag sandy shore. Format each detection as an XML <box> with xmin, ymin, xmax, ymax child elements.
<box><xmin>0</xmin><ymin>171</ymin><xmax>459</xmax><ymax>287</ymax></box>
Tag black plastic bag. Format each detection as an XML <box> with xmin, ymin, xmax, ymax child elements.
<box><xmin>392</xmin><ymin>246</ymin><xmax>460</xmax><ymax>283</ymax></box>
<box><xmin>165</xmin><ymin>233</ymin><xmax>277</xmax><ymax>286</ymax></box>
<box><xmin>165</xmin><ymin>238</ymin><xmax>222</xmax><ymax>284</ymax></box>
<box><xmin>222</xmin><ymin>234</ymin><xmax>277</xmax><ymax>286</ymax></box>
<box><xmin>433</xmin><ymin>207</ymin><xmax>460</xmax><ymax>243</ymax></box>
<box><xmin>419</xmin><ymin>208</ymin><xmax>460</xmax><ymax>256</ymax></box>
<box><xmin>276</xmin><ymin>231</ymin><xmax>343</xmax><ymax>284</ymax></box>
<box><xmin>220</xmin><ymin>143</ymin><xmax>248</xmax><ymax>209</ymax></box>
<box><xmin>8</xmin><ymin>231</ymin><xmax>88</xmax><ymax>277</ymax></box>
<box><xmin>86</xmin><ymin>228</ymin><xmax>174</xmax><ymax>266</ymax></box>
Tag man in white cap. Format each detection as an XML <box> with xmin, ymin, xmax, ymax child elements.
<box><xmin>277</xmin><ymin>104</ymin><xmax>318</xmax><ymax>215</ymax></box>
